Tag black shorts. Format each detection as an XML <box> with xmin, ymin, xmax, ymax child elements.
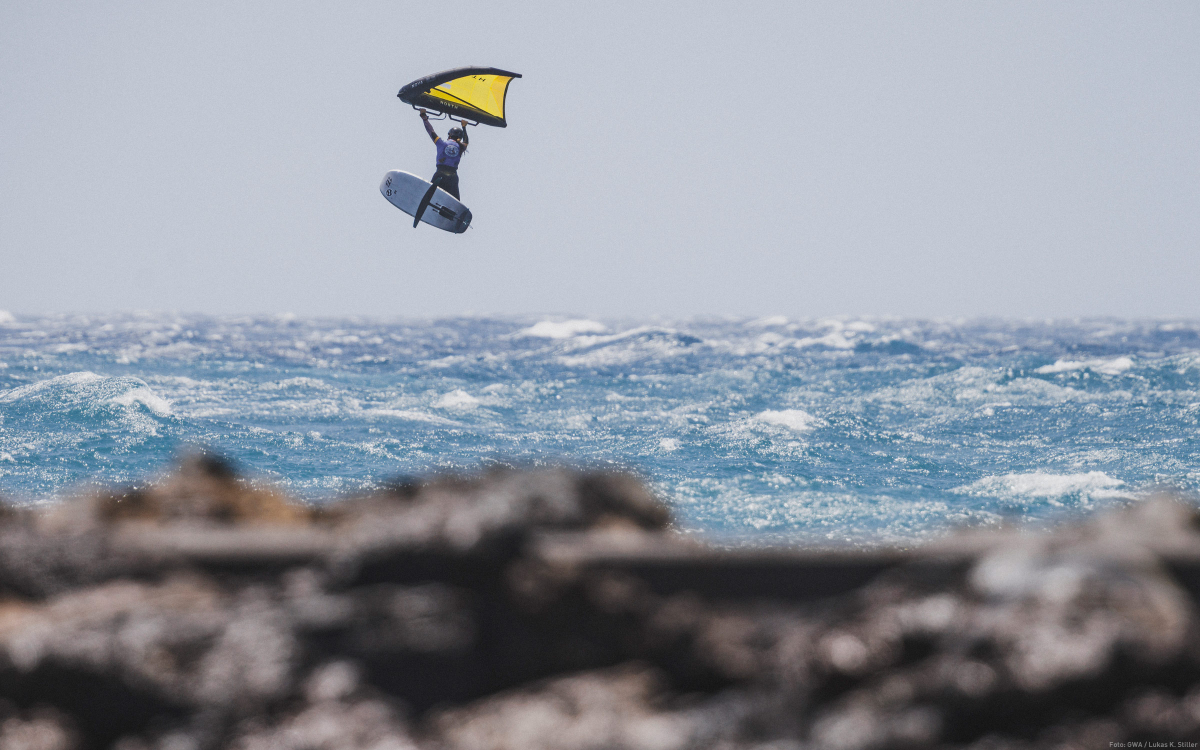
<box><xmin>432</xmin><ymin>167</ymin><xmax>460</xmax><ymax>200</ymax></box>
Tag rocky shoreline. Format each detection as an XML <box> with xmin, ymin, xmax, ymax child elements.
<box><xmin>1</xmin><ymin>454</ymin><xmax>1199</xmax><ymax>749</ymax></box>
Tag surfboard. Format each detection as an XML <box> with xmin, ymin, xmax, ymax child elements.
<box><xmin>380</xmin><ymin>170</ymin><xmax>472</xmax><ymax>233</ymax></box>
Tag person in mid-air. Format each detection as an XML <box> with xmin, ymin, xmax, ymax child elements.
<box><xmin>419</xmin><ymin>109</ymin><xmax>469</xmax><ymax>200</ymax></box>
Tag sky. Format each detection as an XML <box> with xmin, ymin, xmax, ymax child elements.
<box><xmin>1</xmin><ymin>1</ymin><xmax>1198</xmax><ymax>319</ymax></box>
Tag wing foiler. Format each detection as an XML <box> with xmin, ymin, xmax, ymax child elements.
<box><xmin>397</xmin><ymin>67</ymin><xmax>522</xmax><ymax>127</ymax></box>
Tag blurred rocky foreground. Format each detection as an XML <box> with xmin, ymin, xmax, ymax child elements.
<box><xmin>1</xmin><ymin>457</ymin><xmax>1200</xmax><ymax>749</ymax></box>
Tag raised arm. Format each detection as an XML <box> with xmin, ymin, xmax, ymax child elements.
<box><xmin>460</xmin><ymin>120</ymin><xmax>469</xmax><ymax>147</ymax></box>
<box><xmin>420</xmin><ymin>110</ymin><xmax>439</xmax><ymax>142</ymax></box>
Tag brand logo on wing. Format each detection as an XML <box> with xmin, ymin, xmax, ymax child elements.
<box><xmin>444</xmin><ymin>142</ymin><xmax>460</xmax><ymax>158</ymax></box>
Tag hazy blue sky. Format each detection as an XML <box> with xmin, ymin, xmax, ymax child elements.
<box><xmin>2</xmin><ymin>1</ymin><xmax>1197</xmax><ymax>318</ymax></box>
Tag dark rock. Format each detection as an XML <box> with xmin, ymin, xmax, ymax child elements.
<box><xmin>2</xmin><ymin>458</ymin><xmax>1200</xmax><ymax>749</ymax></box>
<box><xmin>93</xmin><ymin>451</ymin><xmax>311</xmax><ymax>526</ymax></box>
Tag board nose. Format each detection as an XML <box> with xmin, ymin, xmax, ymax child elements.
<box><xmin>379</xmin><ymin>171</ymin><xmax>397</xmax><ymax>194</ymax></box>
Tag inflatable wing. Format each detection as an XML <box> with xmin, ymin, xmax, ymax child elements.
<box><xmin>398</xmin><ymin>67</ymin><xmax>522</xmax><ymax>128</ymax></box>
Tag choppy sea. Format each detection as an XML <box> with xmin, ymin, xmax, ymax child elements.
<box><xmin>1</xmin><ymin>312</ymin><xmax>1198</xmax><ymax>544</ymax></box>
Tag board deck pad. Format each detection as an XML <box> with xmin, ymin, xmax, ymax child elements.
<box><xmin>380</xmin><ymin>170</ymin><xmax>472</xmax><ymax>233</ymax></box>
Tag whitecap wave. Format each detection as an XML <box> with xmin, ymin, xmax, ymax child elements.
<box><xmin>1035</xmin><ymin>357</ymin><xmax>1134</xmax><ymax>376</ymax></box>
<box><xmin>360</xmin><ymin>408</ymin><xmax>460</xmax><ymax>425</ymax></box>
<box><xmin>435</xmin><ymin>389</ymin><xmax>480</xmax><ymax>410</ymax></box>
<box><xmin>791</xmin><ymin>332</ymin><xmax>856</xmax><ymax>350</ymax></box>
<box><xmin>557</xmin><ymin>330</ymin><xmax>699</xmax><ymax>367</ymax></box>
<box><xmin>756</xmin><ymin>409</ymin><xmax>821</xmax><ymax>432</ymax></box>
<box><xmin>954</xmin><ymin>471</ymin><xmax>1130</xmax><ymax>506</ymax></box>
<box><xmin>520</xmin><ymin>319</ymin><xmax>608</xmax><ymax>339</ymax></box>
<box><xmin>0</xmin><ymin>372</ymin><xmax>174</xmax><ymax>442</ymax></box>
<box><xmin>0</xmin><ymin>372</ymin><xmax>104</xmax><ymax>403</ymax></box>
<box><xmin>865</xmin><ymin>365</ymin><xmax>1122</xmax><ymax>413</ymax></box>
<box><xmin>110</xmin><ymin>387</ymin><xmax>173</xmax><ymax>417</ymax></box>
<box><xmin>0</xmin><ymin>371</ymin><xmax>173</xmax><ymax>417</ymax></box>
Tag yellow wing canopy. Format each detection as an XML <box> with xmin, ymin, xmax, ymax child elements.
<box><xmin>398</xmin><ymin>67</ymin><xmax>522</xmax><ymax>128</ymax></box>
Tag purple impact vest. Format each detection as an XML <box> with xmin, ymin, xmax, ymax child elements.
<box><xmin>436</xmin><ymin>138</ymin><xmax>463</xmax><ymax>169</ymax></box>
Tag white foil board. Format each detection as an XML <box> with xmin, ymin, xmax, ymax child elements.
<box><xmin>380</xmin><ymin>170</ymin><xmax>472</xmax><ymax>233</ymax></box>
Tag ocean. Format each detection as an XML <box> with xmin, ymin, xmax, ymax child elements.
<box><xmin>1</xmin><ymin>312</ymin><xmax>1198</xmax><ymax>544</ymax></box>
